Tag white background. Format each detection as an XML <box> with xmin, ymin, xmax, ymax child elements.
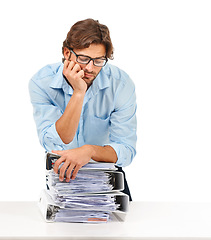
<box><xmin>0</xmin><ymin>0</ymin><xmax>210</xmax><ymax>202</ymax></box>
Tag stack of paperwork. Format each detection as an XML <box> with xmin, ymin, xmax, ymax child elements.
<box><xmin>39</xmin><ymin>152</ymin><xmax>129</xmax><ymax>223</ymax></box>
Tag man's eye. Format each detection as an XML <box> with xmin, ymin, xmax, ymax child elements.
<box><xmin>94</xmin><ymin>59</ymin><xmax>104</xmax><ymax>64</ymax></box>
<box><xmin>78</xmin><ymin>56</ymin><xmax>90</xmax><ymax>62</ymax></box>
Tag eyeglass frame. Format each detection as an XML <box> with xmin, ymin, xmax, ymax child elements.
<box><xmin>67</xmin><ymin>47</ymin><xmax>108</xmax><ymax>67</ymax></box>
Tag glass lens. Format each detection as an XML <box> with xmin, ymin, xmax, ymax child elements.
<box><xmin>77</xmin><ymin>56</ymin><xmax>90</xmax><ymax>64</ymax></box>
<box><xmin>94</xmin><ymin>59</ymin><xmax>106</xmax><ymax>67</ymax></box>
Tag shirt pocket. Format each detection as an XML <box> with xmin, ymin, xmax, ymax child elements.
<box><xmin>84</xmin><ymin>115</ymin><xmax>110</xmax><ymax>145</ymax></box>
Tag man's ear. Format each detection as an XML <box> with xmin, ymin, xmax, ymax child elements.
<box><xmin>63</xmin><ymin>47</ymin><xmax>71</xmax><ymax>61</ymax></box>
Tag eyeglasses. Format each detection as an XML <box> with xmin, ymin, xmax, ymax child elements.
<box><xmin>69</xmin><ymin>48</ymin><xmax>108</xmax><ymax>67</ymax></box>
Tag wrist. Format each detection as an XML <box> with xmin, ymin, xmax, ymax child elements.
<box><xmin>73</xmin><ymin>89</ymin><xmax>86</xmax><ymax>98</ymax></box>
<box><xmin>81</xmin><ymin>144</ymin><xmax>95</xmax><ymax>159</ymax></box>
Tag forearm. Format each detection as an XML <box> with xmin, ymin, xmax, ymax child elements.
<box><xmin>53</xmin><ymin>144</ymin><xmax>118</xmax><ymax>181</ymax></box>
<box><xmin>85</xmin><ymin>144</ymin><xmax>118</xmax><ymax>163</ymax></box>
<box><xmin>56</xmin><ymin>91</ymin><xmax>85</xmax><ymax>144</ymax></box>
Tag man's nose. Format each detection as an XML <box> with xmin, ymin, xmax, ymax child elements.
<box><xmin>85</xmin><ymin>60</ymin><xmax>94</xmax><ymax>72</ymax></box>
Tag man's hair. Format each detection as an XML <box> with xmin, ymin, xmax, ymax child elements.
<box><xmin>62</xmin><ymin>18</ymin><xmax>114</xmax><ymax>62</ymax></box>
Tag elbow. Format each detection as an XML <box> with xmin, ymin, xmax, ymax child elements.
<box><xmin>41</xmin><ymin>124</ymin><xmax>74</xmax><ymax>150</ymax></box>
<box><xmin>55</xmin><ymin>121</ymin><xmax>74</xmax><ymax>144</ymax></box>
<box><xmin>59</xmin><ymin>135</ymin><xmax>74</xmax><ymax>144</ymax></box>
<box><xmin>62</xmin><ymin>138</ymin><xmax>73</xmax><ymax>145</ymax></box>
<box><xmin>117</xmin><ymin>145</ymin><xmax>136</xmax><ymax>167</ymax></box>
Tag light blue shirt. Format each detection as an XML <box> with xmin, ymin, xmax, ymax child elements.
<box><xmin>29</xmin><ymin>62</ymin><xmax>137</xmax><ymax>167</ymax></box>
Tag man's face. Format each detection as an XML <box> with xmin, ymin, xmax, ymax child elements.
<box><xmin>67</xmin><ymin>44</ymin><xmax>106</xmax><ymax>87</ymax></box>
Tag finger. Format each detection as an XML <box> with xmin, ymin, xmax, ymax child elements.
<box><xmin>63</xmin><ymin>61</ymin><xmax>74</xmax><ymax>76</ymax></box>
<box><xmin>53</xmin><ymin>156</ymin><xmax>66</xmax><ymax>174</ymax></box>
<box><xmin>63</xmin><ymin>59</ymin><xmax>68</xmax><ymax>68</ymax></box>
<box><xmin>59</xmin><ymin>161</ymin><xmax>70</xmax><ymax>181</ymax></box>
<box><xmin>63</xmin><ymin>59</ymin><xmax>72</xmax><ymax>71</ymax></box>
<box><xmin>65</xmin><ymin>164</ymin><xmax>75</xmax><ymax>182</ymax></box>
<box><xmin>72</xmin><ymin>63</ymin><xmax>81</xmax><ymax>73</ymax></box>
<box><xmin>71</xmin><ymin>165</ymin><xmax>81</xmax><ymax>180</ymax></box>
<box><xmin>77</xmin><ymin>70</ymin><xmax>84</xmax><ymax>78</ymax></box>
<box><xmin>67</xmin><ymin>60</ymin><xmax>75</xmax><ymax>71</ymax></box>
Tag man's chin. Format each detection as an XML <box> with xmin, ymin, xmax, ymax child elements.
<box><xmin>83</xmin><ymin>77</ymin><xmax>95</xmax><ymax>88</ymax></box>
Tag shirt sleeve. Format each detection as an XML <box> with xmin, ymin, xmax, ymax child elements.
<box><xmin>28</xmin><ymin>78</ymin><xmax>68</xmax><ymax>151</ymax></box>
<box><xmin>105</xmin><ymin>76</ymin><xmax>137</xmax><ymax>167</ymax></box>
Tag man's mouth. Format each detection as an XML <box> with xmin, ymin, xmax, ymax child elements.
<box><xmin>84</xmin><ymin>72</ymin><xmax>94</xmax><ymax>78</ymax></box>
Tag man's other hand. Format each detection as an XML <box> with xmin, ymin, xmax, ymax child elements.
<box><xmin>52</xmin><ymin>145</ymin><xmax>92</xmax><ymax>182</ymax></box>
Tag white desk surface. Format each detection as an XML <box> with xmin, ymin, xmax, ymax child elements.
<box><xmin>0</xmin><ymin>201</ymin><xmax>211</xmax><ymax>239</ymax></box>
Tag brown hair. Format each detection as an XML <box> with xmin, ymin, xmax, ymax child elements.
<box><xmin>62</xmin><ymin>18</ymin><xmax>114</xmax><ymax>62</ymax></box>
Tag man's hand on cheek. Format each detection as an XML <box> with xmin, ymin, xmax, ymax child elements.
<box><xmin>63</xmin><ymin>60</ymin><xmax>87</xmax><ymax>93</ymax></box>
<box><xmin>52</xmin><ymin>146</ymin><xmax>92</xmax><ymax>182</ymax></box>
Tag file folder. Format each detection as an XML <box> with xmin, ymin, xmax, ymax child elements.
<box><xmin>38</xmin><ymin>152</ymin><xmax>129</xmax><ymax>223</ymax></box>
<box><xmin>38</xmin><ymin>189</ymin><xmax>129</xmax><ymax>223</ymax></box>
<box><xmin>46</xmin><ymin>169</ymin><xmax>124</xmax><ymax>194</ymax></box>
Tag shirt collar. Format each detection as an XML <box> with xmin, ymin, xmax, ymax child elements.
<box><xmin>49</xmin><ymin>63</ymin><xmax>73</xmax><ymax>95</ymax></box>
<box><xmin>90</xmin><ymin>64</ymin><xmax>110</xmax><ymax>94</ymax></box>
<box><xmin>49</xmin><ymin>63</ymin><xmax>64</xmax><ymax>89</ymax></box>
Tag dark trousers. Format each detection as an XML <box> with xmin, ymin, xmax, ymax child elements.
<box><xmin>116</xmin><ymin>167</ymin><xmax>132</xmax><ymax>201</ymax></box>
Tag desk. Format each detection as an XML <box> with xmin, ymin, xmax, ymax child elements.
<box><xmin>0</xmin><ymin>201</ymin><xmax>211</xmax><ymax>239</ymax></box>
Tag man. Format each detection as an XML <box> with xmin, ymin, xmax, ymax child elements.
<box><xmin>29</xmin><ymin>19</ymin><xmax>137</xmax><ymax>200</ymax></box>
